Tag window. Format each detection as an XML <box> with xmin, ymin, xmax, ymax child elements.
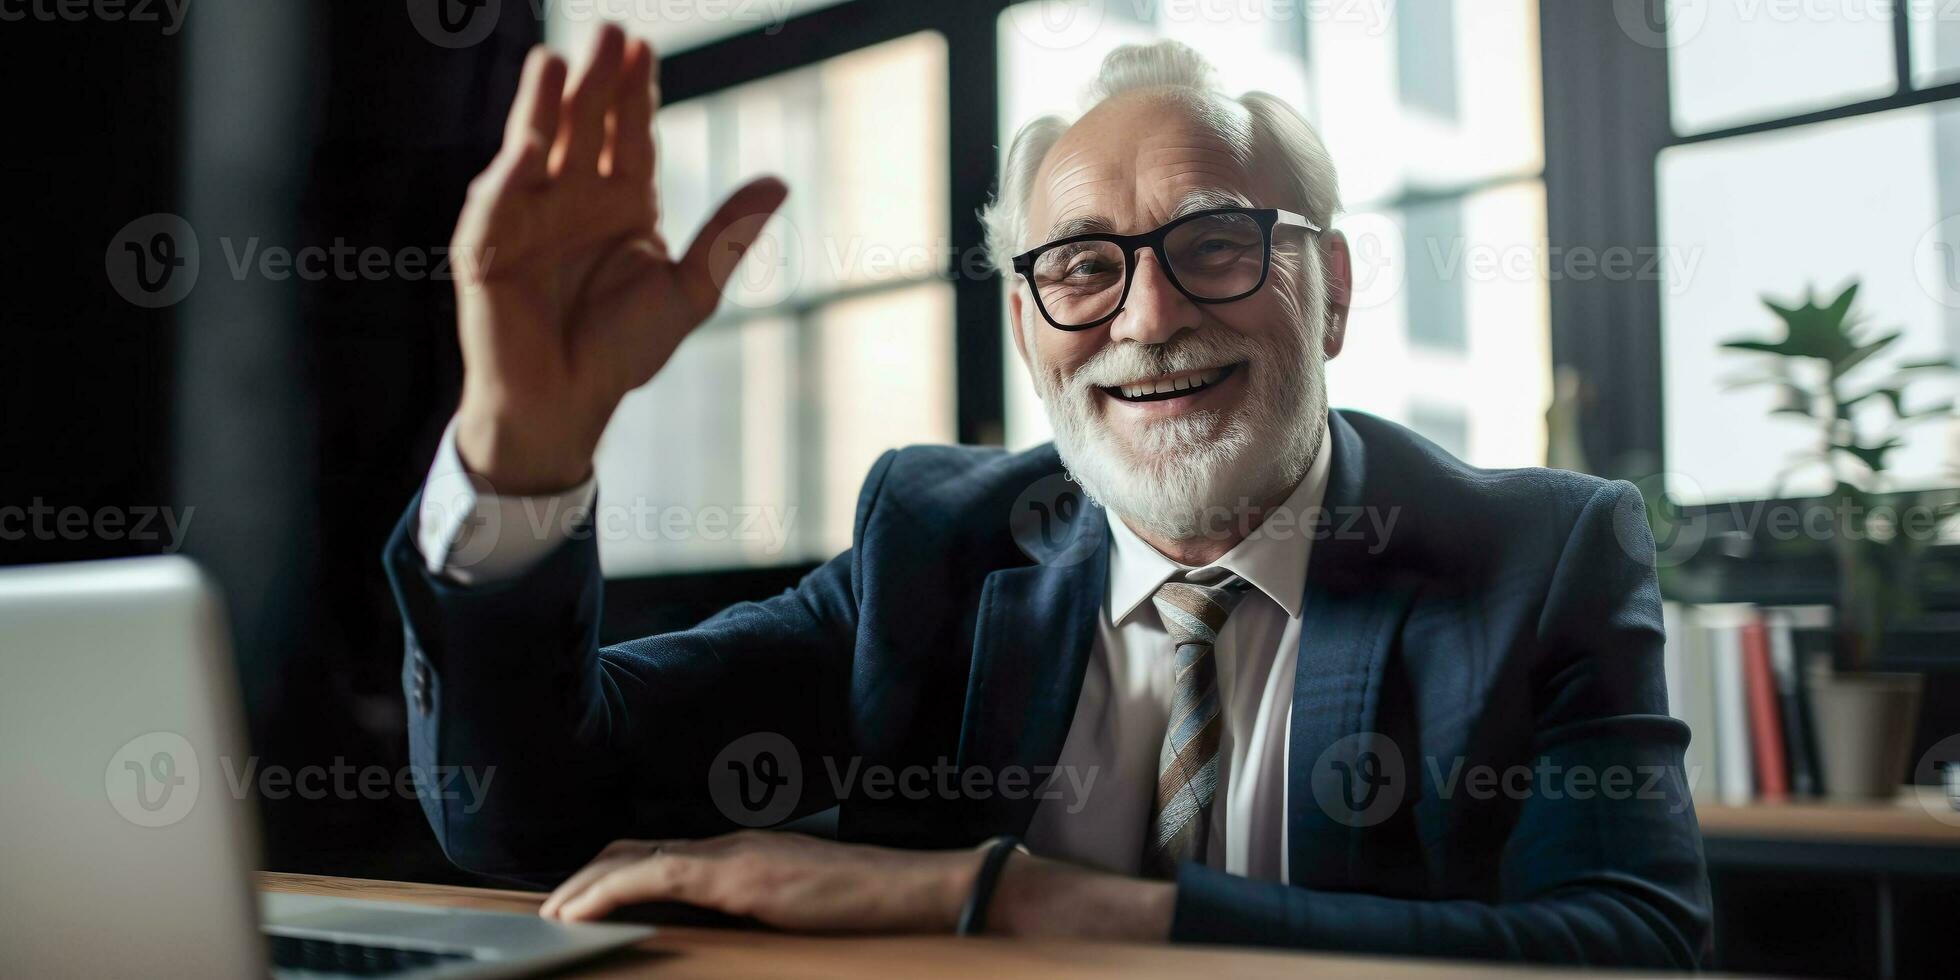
<box><xmin>998</xmin><ymin>0</ymin><xmax>1550</xmax><ymax>469</ymax></box>
<box><xmin>1910</xmin><ymin>1</ymin><xmax>1960</xmax><ymax>87</ymax></box>
<box><xmin>574</xmin><ymin>30</ymin><xmax>954</xmax><ymax>574</ymax></box>
<box><xmin>1658</xmin><ymin>12</ymin><xmax>1960</xmax><ymax>504</ymax></box>
<box><xmin>1665</xmin><ymin>0</ymin><xmax>1897</xmax><ymax>135</ymax></box>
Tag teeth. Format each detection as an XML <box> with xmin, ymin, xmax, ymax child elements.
<box><xmin>1115</xmin><ymin>367</ymin><xmax>1225</xmax><ymax>400</ymax></box>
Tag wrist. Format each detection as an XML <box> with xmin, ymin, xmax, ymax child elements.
<box><xmin>951</xmin><ymin>835</ymin><xmax>1020</xmax><ymax>936</ymax></box>
<box><xmin>987</xmin><ymin>854</ymin><xmax>1176</xmax><ymax>942</ymax></box>
<box><xmin>452</xmin><ymin>397</ymin><xmax>598</xmax><ymax>496</ymax></box>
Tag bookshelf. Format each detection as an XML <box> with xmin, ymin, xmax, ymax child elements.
<box><xmin>1699</xmin><ymin>795</ymin><xmax>1960</xmax><ymax>847</ymax></box>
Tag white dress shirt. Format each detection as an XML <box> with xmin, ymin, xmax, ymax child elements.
<box><xmin>1022</xmin><ymin>435</ymin><xmax>1329</xmax><ymax>882</ymax></box>
<box><xmin>416</xmin><ymin>419</ymin><xmax>1329</xmax><ymax>883</ymax></box>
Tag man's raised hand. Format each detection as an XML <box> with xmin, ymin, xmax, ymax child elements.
<box><xmin>449</xmin><ymin>24</ymin><xmax>787</xmax><ymax>494</ymax></box>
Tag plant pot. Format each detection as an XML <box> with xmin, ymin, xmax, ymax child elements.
<box><xmin>1806</xmin><ymin>666</ymin><xmax>1923</xmax><ymax>801</ymax></box>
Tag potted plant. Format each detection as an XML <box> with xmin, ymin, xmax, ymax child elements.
<box><xmin>1720</xmin><ymin>282</ymin><xmax>1956</xmax><ymax>800</ymax></box>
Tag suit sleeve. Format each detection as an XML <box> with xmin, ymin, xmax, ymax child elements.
<box><xmin>382</xmin><ymin>448</ymin><xmax>901</xmax><ymax>884</ymax></box>
<box><xmin>1169</xmin><ymin>480</ymin><xmax>1713</xmax><ymax>969</ymax></box>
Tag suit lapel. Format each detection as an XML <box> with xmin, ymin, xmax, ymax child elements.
<box><xmin>955</xmin><ymin>492</ymin><xmax>1108</xmax><ymax>840</ymax></box>
<box><xmin>1287</xmin><ymin>412</ymin><xmax>1417</xmax><ymax>888</ymax></box>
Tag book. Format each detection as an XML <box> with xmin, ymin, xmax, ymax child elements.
<box><xmin>1698</xmin><ymin>604</ymin><xmax>1758</xmax><ymax>805</ymax></box>
<box><xmin>1663</xmin><ymin>602</ymin><xmax>1721</xmax><ymax>802</ymax></box>
<box><xmin>1739</xmin><ymin>613</ymin><xmax>1789</xmax><ymax>801</ymax></box>
<box><xmin>1763</xmin><ymin>606</ymin><xmax>1824</xmax><ymax>797</ymax></box>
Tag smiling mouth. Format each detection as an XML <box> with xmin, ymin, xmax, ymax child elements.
<box><xmin>1099</xmin><ymin>363</ymin><xmax>1241</xmax><ymax>404</ymax></box>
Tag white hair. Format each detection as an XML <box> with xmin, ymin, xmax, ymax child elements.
<box><xmin>980</xmin><ymin>39</ymin><xmax>1342</xmax><ymax>276</ymax></box>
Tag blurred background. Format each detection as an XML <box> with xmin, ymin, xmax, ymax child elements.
<box><xmin>5</xmin><ymin>1</ymin><xmax>1960</xmax><ymax>975</ymax></box>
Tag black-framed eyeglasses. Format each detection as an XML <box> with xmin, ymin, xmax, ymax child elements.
<box><xmin>1010</xmin><ymin>206</ymin><xmax>1321</xmax><ymax>331</ymax></box>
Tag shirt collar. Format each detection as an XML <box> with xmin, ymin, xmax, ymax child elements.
<box><xmin>1104</xmin><ymin>421</ymin><xmax>1333</xmax><ymax>626</ymax></box>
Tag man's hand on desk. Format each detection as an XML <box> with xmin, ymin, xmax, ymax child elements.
<box><xmin>448</xmin><ymin>23</ymin><xmax>787</xmax><ymax>495</ymax></box>
<box><xmin>538</xmin><ymin>830</ymin><xmax>1177</xmax><ymax>941</ymax></box>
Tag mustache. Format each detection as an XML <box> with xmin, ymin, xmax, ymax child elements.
<box><xmin>1065</xmin><ymin>329</ymin><xmax>1263</xmax><ymax>391</ymax></box>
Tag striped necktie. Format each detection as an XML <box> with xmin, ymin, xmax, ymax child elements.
<box><xmin>1143</xmin><ymin>573</ymin><xmax>1254</xmax><ymax>879</ymax></box>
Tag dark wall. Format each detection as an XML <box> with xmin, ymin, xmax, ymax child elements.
<box><xmin>1</xmin><ymin>4</ymin><xmax>180</xmax><ymax>563</ymax></box>
<box><xmin>2</xmin><ymin>0</ymin><xmax>537</xmax><ymax>881</ymax></box>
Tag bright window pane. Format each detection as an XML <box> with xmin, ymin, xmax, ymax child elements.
<box><xmin>1910</xmin><ymin>1</ymin><xmax>1960</xmax><ymax>88</ymax></box>
<box><xmin>1659</xmin><ymin>104</ymin><xmax>1960</xmax><ymax>504</ymax></box>
<box><xmin>595</xmin><ymin>318</ymin><xmax>796</xmax><ymax>575</ymax></box>
<box><xmin>549</xmin><ymin>0</ymin><xmax>852</xmax><ymax>55</ymax></box>
<box><xmin>1333</xmin><ymin>181</ymin><xmax>1552</xmax><ymax>468</ymax></box>
<box><xmin>1309</xmin><ymin>0</ymin><xmax>1542</xmax><ymax>206</ymax></box>
<box><xmin>1666</xmin><ymin>0</ymin><xmax>1897</xmax><ymax>135</ymax></box>
<box><xmin>592</xmin><ymin>32</ymin><xmax>952</xmax><ymax>573</ymax></box>
<box><xmin>812</xmin><ymin>283</ymin><xmax>957</xmax><ymax>555</ymax></box>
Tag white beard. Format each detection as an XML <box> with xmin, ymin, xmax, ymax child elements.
<box><xmin>1032</xmin><ymin>317</ymin><xmax>1327</xmax><ymax>543</ymax></box>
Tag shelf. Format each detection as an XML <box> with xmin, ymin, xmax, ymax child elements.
<box><xmin>1697</xmin><ymin>792</ymin><xmax>1960</xmax><ymax>876</ymax></box>
<box><xmin>1698</xmin><ymin>792</ymin><xmax>1960</xmax><ymax>847</ymax></box>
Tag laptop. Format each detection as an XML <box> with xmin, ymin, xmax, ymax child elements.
<box><xmin>0</xmin><ymin>556</ymin><xmax>651</xmax><ymax>978</ymax></box>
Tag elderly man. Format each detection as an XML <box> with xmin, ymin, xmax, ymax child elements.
<box><xmin>385</xmin><ymin>24</ymin><xmax>1710</xmax><ymax>967</ymax></box>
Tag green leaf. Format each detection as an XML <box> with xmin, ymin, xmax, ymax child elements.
<box><xmin>1835</xmin><ymin>438</ymin><xmax>1904</xmax><ymax>474</ymax></box>
<box><xmin>1720</xmin><ymin>340</ymin><xmax>1794</xmax><ymax>355</ymax></box>
<box><xmin>1837</xmin><ymin>331</ymin><xmax>1902</xmax><ymax>375</ymax></box>
<box><xmin>1843</xmin><ymin>386</ymin><xmax>1906</xmax><ymax>415</ymax></box>
<box><xmin>1724</xmin><ymin>283</ymin><xmax>1865</xmax><ymax>363</ymax></box>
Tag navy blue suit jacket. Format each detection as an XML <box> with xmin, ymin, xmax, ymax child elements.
<box><xmin>384</xmin><ymin>409</ymin><xmax>1711</xmax><ymax>967</ymax></box>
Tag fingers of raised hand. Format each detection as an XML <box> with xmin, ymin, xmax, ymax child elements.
<box><xmin>555</xmin><ymin>24</ymin><xmax>632</xmax><ymax>181</ymax></box>
<box><xmin>674</xmin><ymin>177</ymin><xmax>791</xmax><ymax>320</ymax></box>
<box><xmin>605</xmin><ymin>38</ymin><xmax>657</xmax><ymax>182</ymax></box>
<box><xmin>502</xmin><ymin>46</ymin><xmax>566</xmax><ymax>187</ymax></box>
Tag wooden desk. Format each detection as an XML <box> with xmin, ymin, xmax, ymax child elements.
<box><xmin>260</xmin><ymin>872</ymin><xmax>1623</xmax><ymax>979</ymax></box>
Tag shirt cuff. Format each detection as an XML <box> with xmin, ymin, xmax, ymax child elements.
<box><xmin>416</xmin><ymin>418</ymin><xmax>597</xmax><ymax>586</ymax></box>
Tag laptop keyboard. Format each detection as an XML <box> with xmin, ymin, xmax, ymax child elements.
<box><xmin>266</xmin><ymin>933</ymin><xmax>476</xmax><ymax>976</ymax></box>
